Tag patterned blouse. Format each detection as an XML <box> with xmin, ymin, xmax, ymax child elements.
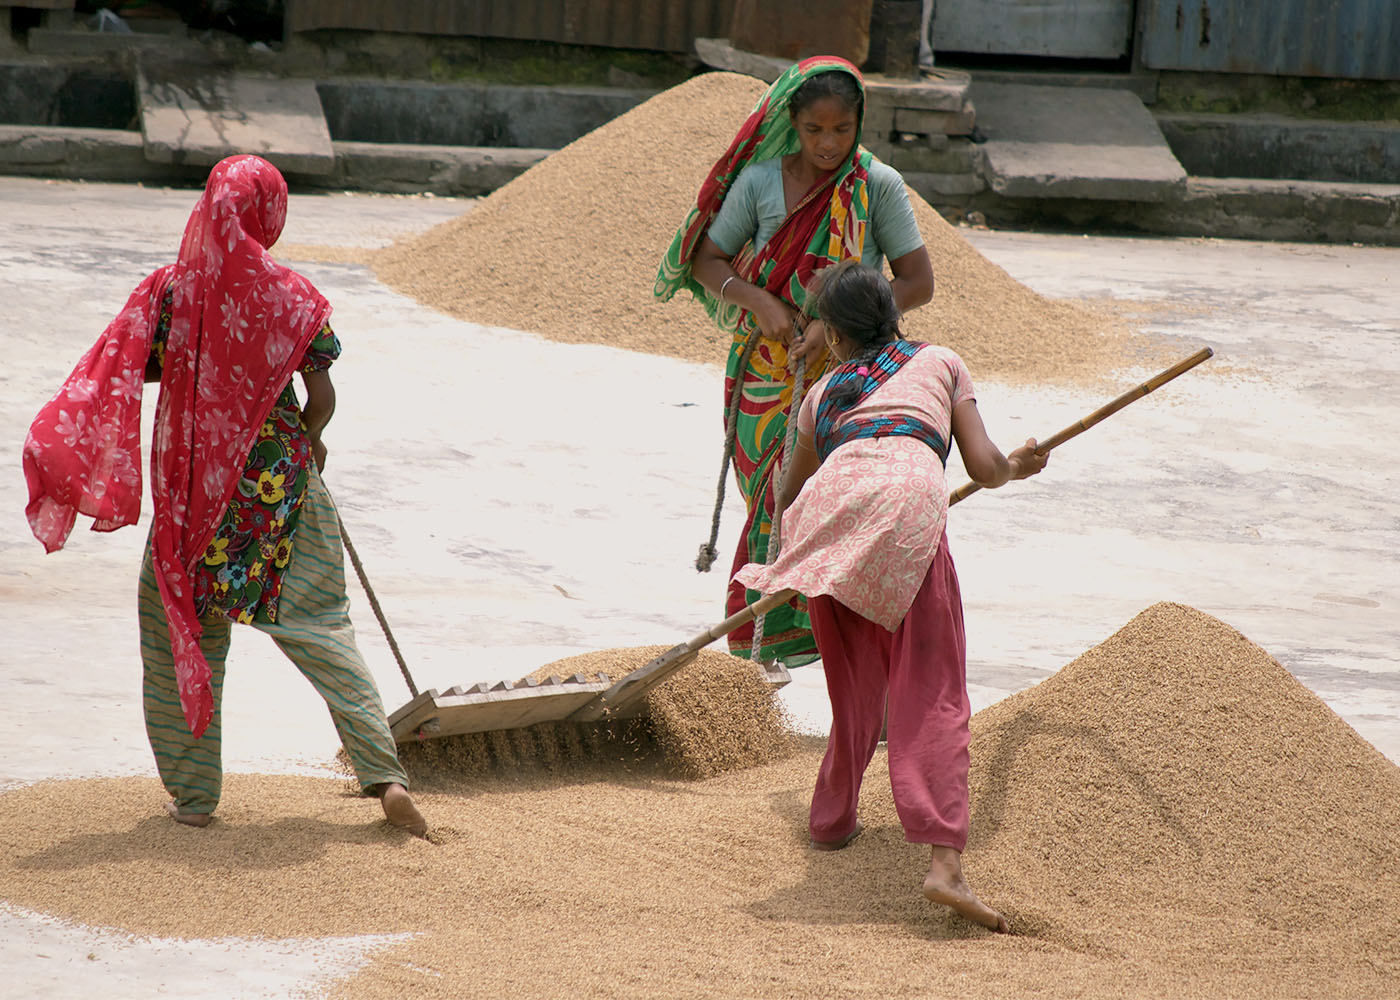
<box><xmin>149</xmin><ymin>286</ymin><xmax>341</xmax><ymax>624</ymax></box>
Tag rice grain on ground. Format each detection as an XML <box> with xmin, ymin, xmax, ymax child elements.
<box><xmin>1</xmin><ymin>603</ymin><xmax>1395</xmax><ymax>999</ymax></box>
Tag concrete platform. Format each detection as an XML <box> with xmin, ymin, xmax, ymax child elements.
<box><xmin>1</xmin><ymin>55</ymin><xmax>1398</xmax><ymax>246</ymax></box>
<box><xmin>952</xmin><ymin>65</ymin><xmax>1159</xmax><ymax>105</ymax></box>
<box><xmin>137</xmin><ymin>65</ymin><xmax>334</xmax><ymax>175</ymax></box>
<box><xmin>695</xmin><ymin>37</ymin><xmax>968</xmax><ymax>103</ymax></box>
<box><xmin>965</xmin><ymin>175</ymin><xmax>1400</xmax><ymax>248</ymax></box>
<box><xmin>972</xmin><ymin>82</ymin><xmax>1187</xmax><ymax>201</ymax></box>
<box><xmin>695</xmin><ymin>35</ymin><xmax>974</xmax><ymax>136</ymax></box>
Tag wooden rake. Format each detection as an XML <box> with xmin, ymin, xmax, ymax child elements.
<box><xmin>569</xmin><ymin>345</ymin><xmax>1215</xmax><ymax>723</ymax></box>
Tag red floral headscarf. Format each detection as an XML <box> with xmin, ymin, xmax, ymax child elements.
<box><xmin>24</xmin><ymin>155</ymin><xmax>331</xmax><ymax>736</ymax></box>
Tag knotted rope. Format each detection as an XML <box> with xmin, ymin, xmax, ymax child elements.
<box><xmin>695</xmin><ymin>322</ymin><xmax>765</xmax><ymax>573</ymax></box>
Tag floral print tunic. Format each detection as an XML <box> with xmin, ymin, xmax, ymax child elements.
<box><xmin>149</xmin><ymin>286</ymin><xmax>341</xmax><ymax>624</ymax></box>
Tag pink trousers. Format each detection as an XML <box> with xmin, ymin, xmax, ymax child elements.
<box><xmin>806</xmin><ymin>533</ymin><xmax>971</xmax><ymax>850</ymax></box>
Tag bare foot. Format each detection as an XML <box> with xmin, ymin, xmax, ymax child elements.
<box><xmin>378</xmin><ymin>783</ymin><xmax>427</xmax><ymax>837</ymax></box>
<box><xmin>810</xmin><ymin>819</ymin><xmax>863</xmax><ymax>851</ymax></box>
<box><xmin>922</xmin><ymin>845</ymin><xmax>1008</xmax><ymax>933</ymax></box>
<box><xmin>164</xmin><ymin>801</ymin><xmax>212</xmax><ymax>828</ymax></box>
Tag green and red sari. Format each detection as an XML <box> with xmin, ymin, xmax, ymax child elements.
<box><xmin>655</xmin><ymin>56</ymin><xmax>872</xmax><ymax>664</ymax></box>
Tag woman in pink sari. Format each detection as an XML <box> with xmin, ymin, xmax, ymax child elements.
<box><xmin>737</xmin><ymin>262</ymin><xmax>1047</xmax><ymax>932</ymax></box>
<box><xmin>23</xmin><ymin>155</ymin><xmax>426</xmax><ymax>836</ymax></box>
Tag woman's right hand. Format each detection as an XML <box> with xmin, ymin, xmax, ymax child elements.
<box><xmin>752</xmin><ymin>291</ymin><xmax>801</xmax><ymax>345</ymax></box>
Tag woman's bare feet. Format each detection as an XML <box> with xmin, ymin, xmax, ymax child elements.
<box><xmin>922</xmin><ymin>845</ymin><xmax>1009</xmax><ymax>932</ymax></box>
<box><xmin>164</xmin><ymin>801</ymin><xmax>212</xmax><ymax>828</ymax></box>
<box><xmin>810</xmin><ymin>819</ymin><xmax>863</xmax><ymax>851</ymax></box>
<box><xmin>377</xmin><ymin>782</ymin><xmax>427</xmax><ymax>837</ymax></box>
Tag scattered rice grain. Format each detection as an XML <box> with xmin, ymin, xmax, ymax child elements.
<box><xmin>2</xmin><ymin>603</ymin><xmax>1394</xmax><ymax>999</ymax></box>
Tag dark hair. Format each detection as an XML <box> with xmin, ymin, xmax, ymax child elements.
<box><xmin>787</xmin><ymin>70</ymin><xmax>863</xmax><ymax>121</ymax></box>
<box><xmin>815</xmin><ymin>261</ymin><xmax>901</xmax><ymax>410</ymax></box>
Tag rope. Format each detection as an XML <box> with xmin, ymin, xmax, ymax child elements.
<box><xmin>695</xmin><ymin>322</ymin><xmax>765</xmax><ymax>573</ymax></box>
<box><xmin>334</xmin><ymin>506</ymin><xmax>420</xmax><ymax>699</ymax></box>
<box><xmin>750</xmin><ymin>345</ymin><xmax>808</xmax><ymax>662</ymax></box>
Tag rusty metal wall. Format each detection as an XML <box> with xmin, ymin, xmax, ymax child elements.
<box><xmin>1139</xmin><ymin>0</ymin><xmax>1400</xmax><ymax>80</ymax></box>
<box><xmin>286</xmin><ymin>0</ymin><xmax>736</xmax><ymax>53</ymax></box>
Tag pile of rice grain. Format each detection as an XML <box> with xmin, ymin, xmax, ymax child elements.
<box><xmin>393</xmin><ymin>646</ymin><xmax>796</xmax><ymax>785</ymax></box>
<box><xmin>966</xmin><ymin>601</ymin><xmax>1400</xmax><ymax>970</ymax></box>
<box><xmin>627</xmin><ymin>646</ymin><xmax>797</xmax><ymax>779</ymax></box>
<box><xmin>528</xmin><ymin>645</ymin><xmax>797</xmax><ymax>779</ymax></box>
<box><xmin>372</xmin><ymin>71</ymin><xmax>1139</xmax><ymax>382</ymax></box>
<box><xmin>2</xmin><ymin>603</ymin><xmax>1395</xmax><ymax>999</ymax></box>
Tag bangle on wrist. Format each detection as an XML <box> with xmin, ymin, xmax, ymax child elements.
<box><xmin>720</xmin><ymin>275</ymin><xmax>738</xmax><ymax>303</ymax></box>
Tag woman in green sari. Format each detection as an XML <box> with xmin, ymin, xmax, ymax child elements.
<box><xmin>656</xmin><ymin>57</ymin><xmax>935</xmax><ymax>665</ymax></box>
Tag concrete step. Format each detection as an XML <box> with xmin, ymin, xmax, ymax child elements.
<box><xmin>949</xmin><ymin>65</ymin><xmax>1159</xmax><ymax>105</ymax></box>
<box><xmin>27</xmin><ymin>25</ymin><xmax>204</xmax><ymax>58</ymax></box>
<box><xmin>696</xmin><ymin>36</ymin><xmax>970</xmax><ymax>102</ymax></box>
<box><xmin>1157</xmin><ymin>112</ymin><xmax>1400</xmax><ymax>186</ymax></box>
<box><xmin>137</xmin><ymin>64</ymin><xmax>334</xmax><ymax>175</ymax></box>
<box><xmin>971</xmin><ymin>81</ymin><xmax>1186</xmax><ymax>201</ymax></box>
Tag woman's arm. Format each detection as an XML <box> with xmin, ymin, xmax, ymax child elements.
<box><xmin>888</xmin><ymin>245</ymin><xmax>935</xmax><ymax>314</ymax></box>
<box><xmin>780</xmin><ymin>431</ymin><xmax>823</xmax><ymax>508</ymax></box>
<box><xmin>301</xmin><ymin>369</ymin><xmax>336</xmax><ymax>471</ymax></box>
<box><xmin>950</xmin><ymin>398</ymin><xmax>1046</xmax><ymax>489</ymax></box>
<box><xmin>692</xmin><ymin>235</ymin><xmax>801</xmax><ymax>344</ymax></box>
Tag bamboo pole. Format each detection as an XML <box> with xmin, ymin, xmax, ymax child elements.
<box><xmin>948</xmin><ymin>346</ymin><xmax>1213</xmax><ymax>505</ymax></box>
<box><xmin>576</xmin><ymin>346</ymin><xmax>1214</xmax><ymax>721</ymax></box>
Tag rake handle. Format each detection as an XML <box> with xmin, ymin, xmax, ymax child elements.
<box><xmin>947</xmin><ymin>346</ymin><xmax>1213</xmax><ymax>506</ymax></box>
<box><xmin>586</xmin><ymin>346</ymin><xmax>1215</xmax><ymax>718</ymax></box>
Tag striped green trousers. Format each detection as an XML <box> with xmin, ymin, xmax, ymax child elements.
<box><xmin>139</xmin><ymin>469</ymin><xmax>409</xmax><ymax>816</ymax></box>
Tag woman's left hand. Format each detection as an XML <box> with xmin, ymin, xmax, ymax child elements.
<box><xmin>1008</xmin><ymin>438</ymin><xmax>1047</xmax><ymax>480</ymax></box>
<box><xmin>788</xmin><ymin>317</ymin><xmax>828</xmax><ymax>367</ymax></box>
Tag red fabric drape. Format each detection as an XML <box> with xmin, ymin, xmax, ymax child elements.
<box><xmin>24</xmin><ymin>155</ymin><xmax>332</xmax><ymax>736</ymax></box>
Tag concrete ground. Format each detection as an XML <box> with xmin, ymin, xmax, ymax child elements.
<box><xmin>1</xmin><ymin>178</ymin><xmax>1396</xmax><ymax>997</ymax></box>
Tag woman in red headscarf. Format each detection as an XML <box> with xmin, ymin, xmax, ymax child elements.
<box><xmin>24</xmin><ymin>155</ymin><xmax>426</xmax><ymax>836</ymax></box>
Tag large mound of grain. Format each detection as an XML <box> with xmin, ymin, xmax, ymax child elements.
<box><xmin>373</xmin><ymin>72</ymin><xmax>1139</xmax><ymax>382</ymax></box>
<box><xmin>966</xmin><ymin>601</ymin><xmax>1400</xmax><ymax>975</ymax></box>
<box><xmin>2</xmin><ymin>603</ymin><xmax>1395</xmax><ymax>999</ymax></box>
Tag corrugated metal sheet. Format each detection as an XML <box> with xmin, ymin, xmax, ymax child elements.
<box><xmin>1140</xmin><ymin>0</ymin><xmax>1400</xmax><ymax>80</ymax></box>
<box><xmin>931</xmin><ymin>0</ymin><xmax>1134</xmax><ymax>60</ymax></box>
<box><xmin>286</xmin><ymin>0</ymin><xmax>735</xmax><ymax>53</ymax></box>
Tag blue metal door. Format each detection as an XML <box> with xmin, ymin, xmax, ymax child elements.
<box><xmin>1139</xmin><ymin>0</ymin><xmax>1400</xmax><ymax>80</ymax></box>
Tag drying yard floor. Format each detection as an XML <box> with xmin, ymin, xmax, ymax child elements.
<box><xmin>1</xmin><ymin>174</ymin><xmax>1397</xmax><ymax>999</ymax></box>
<box><xmin>2</xmin><ymin>603</ymin><xmax>1397</xmax><ymax>999</ymax></box>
